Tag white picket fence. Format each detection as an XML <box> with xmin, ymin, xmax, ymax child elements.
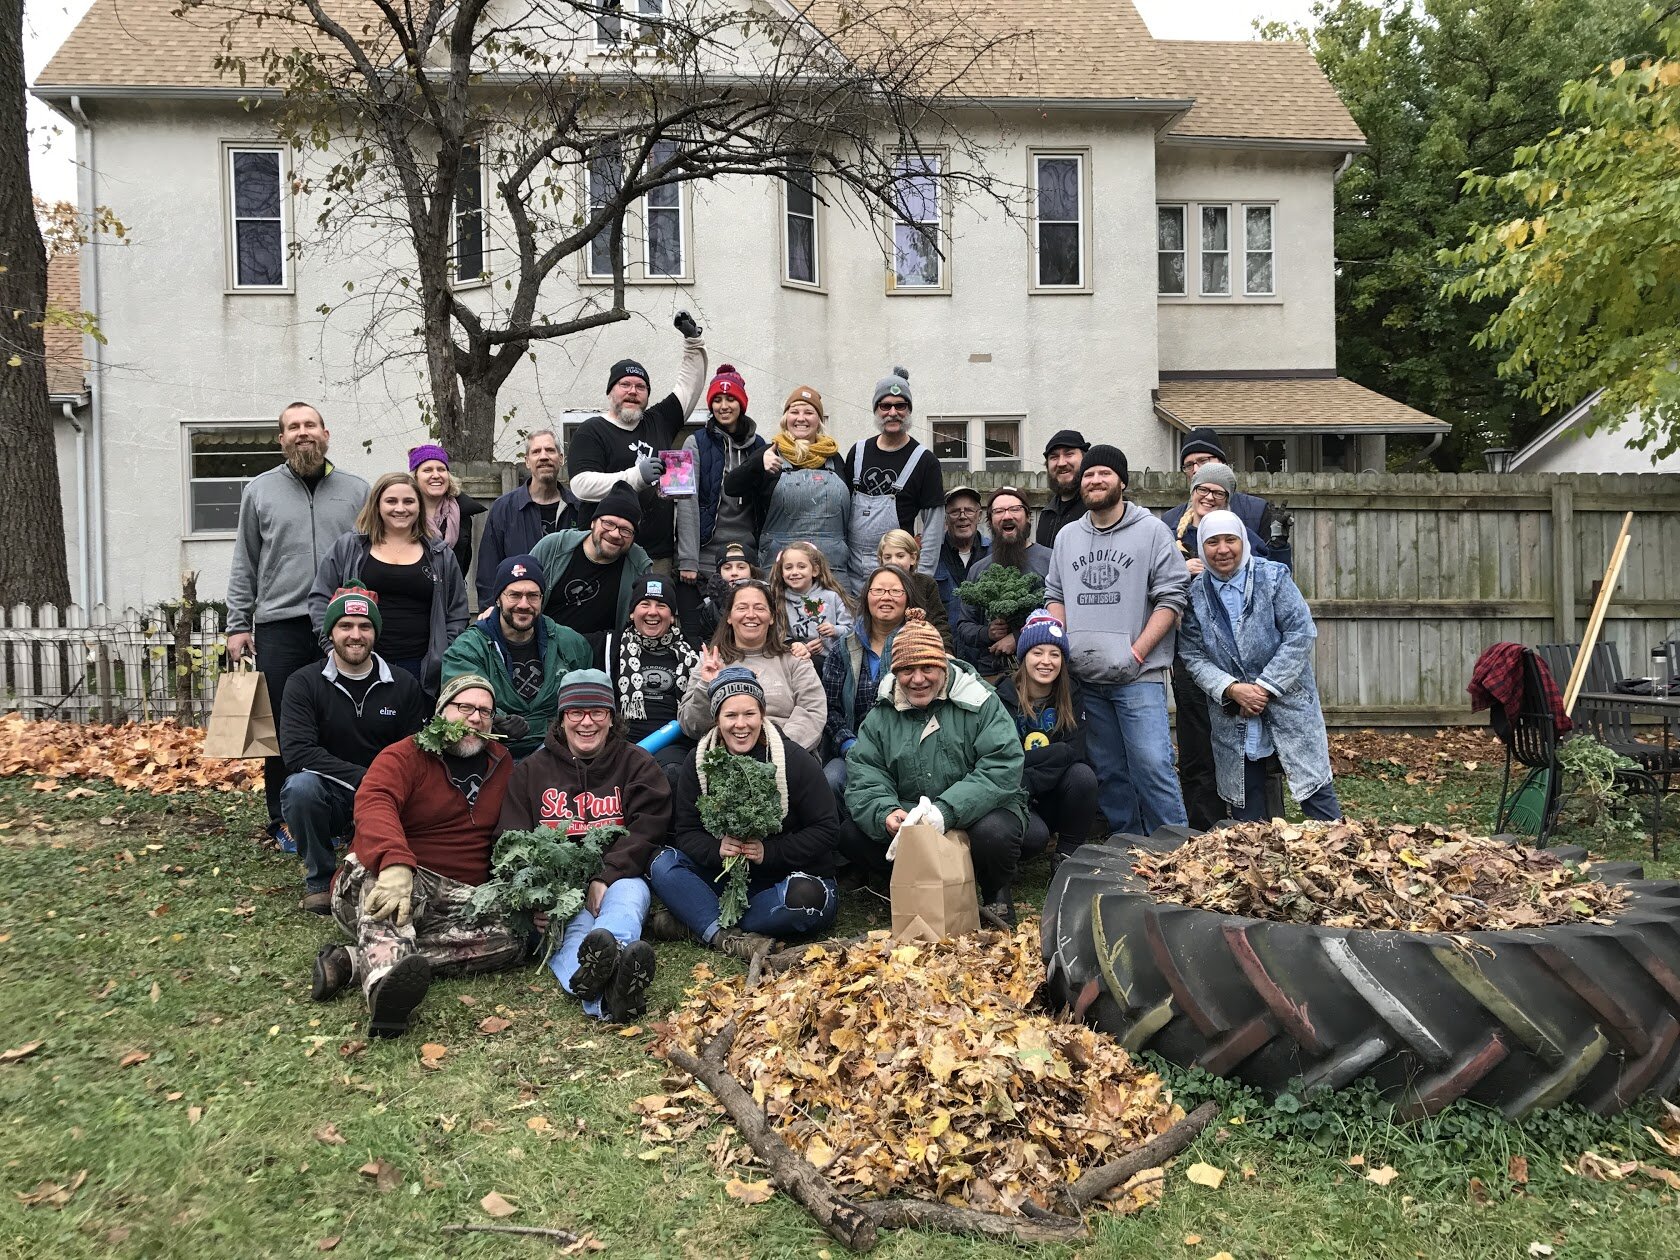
<box><xmin>0</xmin><ymin>604</ymin><xmax>229</xmax><ymax>725</ymax></box>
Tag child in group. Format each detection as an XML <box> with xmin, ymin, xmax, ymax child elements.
<box><xmin>694</xmin><ymin>542</ymin><xmax>759</xmax><ymax>645</ymax></box>
<box><xmin>876</xmin><ymin>528</ymin><xmax>953</xmax><ymax>650</ymax></box>
<box><xmin>991</xmin><ymin>610</ymin><xmax>1100</xmax><ymax>861</ymax></box>
<box><xmin>771</xmin><ymin>541</ymin><xmax>854</xmax><ymax>661</ymax></box>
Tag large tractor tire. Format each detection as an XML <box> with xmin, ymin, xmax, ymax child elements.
<box><xmin>1041</xmin><ymin>834</ymin><xmax>1680</xmax><ymax>1117</ymax></box>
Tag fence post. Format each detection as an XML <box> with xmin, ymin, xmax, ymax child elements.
<box><xmin>1552</xmin><ymin>481</ymin><xmax>1576</xmax><ymax>642</ymax></box>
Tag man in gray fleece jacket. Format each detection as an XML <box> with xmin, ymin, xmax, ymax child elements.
<box><xmin>225</xmin><ymin>403</ymin><xmax>370</xmax><ymax>837</ymax></box>
<box><xmin>1047</xmin><ymin>444</ymin><xmax>1190</xmax><ymax>838</ymax></box>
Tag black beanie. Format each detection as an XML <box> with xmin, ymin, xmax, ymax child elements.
<box><xmin>594</xmin><ymin>482</ymin><xmax>644</xmax><ymax>531</ymax></box>
<box><xmin>1179</xmin><ymin>426</ymin><xmax>1226</xmax><ymax>463</ymax></box>
<box><xmin>1080</xmin><ymin>444</ymin><xmax>1128</xmax><ymax>484</ymax></box>
<box><xmin>607</xmin><ymin>358</ymin><xmax>650</xmax><ymax>393</ymax></box>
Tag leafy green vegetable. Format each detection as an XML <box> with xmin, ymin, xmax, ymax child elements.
<box><xmin>957</xmin><ymin>565</ymin><xmax>1044</xmax><ymax>627</ymax></box>
<box><xmin>413</xmin><ymin>713</ymin><xmax>505</xmax><ymax>756</ymax></box>
<box><xmin>696</xmin><ymin>743</ymin><xmax>785</xmax><ymax>929</ymax></box>
<box><xmin>466</xmin><ymin>823</ymin><xmax>626</xmax><ymax>960</ymax></box>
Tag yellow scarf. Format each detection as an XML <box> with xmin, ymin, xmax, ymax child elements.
<box><xmin>773</xmin><ymin>430</ymin><xmax>841</xmax><ymax>470</ymax></box>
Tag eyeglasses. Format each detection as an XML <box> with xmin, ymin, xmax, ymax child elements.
<box><xmin>596</xmin><ymin>521</ymin><xmax>635</xmax><ymax>539</ymax></box>
<box><xmin>564</xmin><ymin>708</ymin><xmax>611</xmax><ymax>724</ymax></box>
<box><xmin>876</xmin><ymin>401</ymin><xmax>911</xmax><ymax>413</ymax></box>
<box><xmin>990</xmin><ymin>505</ymin><xmax>1027</xmax><ymax>517</ymax></box>
<box><xmin>502</xmin><ymin>591</ymin><xmax>543</xmax><ymax>604</ymax></box>
<box><xmin>947</xmin><ymin>507</ymin><xmax>979</xmax><ymax>519</ymax></box>
<box><xmin>446</xmin><ymin>701</ymin><xmax>493</xmax><ymax>719</ymax></box>
<box><xmin>1192</xmin><ymin>487</ymin><xmax>1229</xmax><ymax>501</ymax></box>
<box><xmin>1182</xmin><ymin>455</ymin><xmax>1217</xmax><ymax>473</ymax></box>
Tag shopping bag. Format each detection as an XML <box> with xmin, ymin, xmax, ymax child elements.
<box><xmin>889</xmin><ymin>824</ymin><xmax>980</xmax><ymax>941</ymax></box>
<box><xmin>203</xmin><ymin>662</ymin><xmax>279</xmax><ymax>758</ymax></box>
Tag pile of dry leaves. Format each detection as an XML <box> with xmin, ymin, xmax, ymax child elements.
<box><xmin>1328</xmin><ymin>727</ymin><xmax>1502</xmax><ymax>782</ymax></box>
<box><xmin>651</xmin><ymin>924</ymin><xmax>1181</xmax><ymax>1216</ymax></box>
<box><xmin>1131</xmin><ymin>819</ymin><xmax>1626</xmax><ymax>933</ymax></box>
<box><xmin>0</xmin><ymin>714</ymin><xmax>261</xmax><ymax>795</ymax></box>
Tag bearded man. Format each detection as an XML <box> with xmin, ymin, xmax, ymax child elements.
<box><xmin>1035</xmin><ymin>429</ymin><xmax>1090</xmax><ymax>547</ymax></box>
<box><xmin>225</xmin><ymin>402</ymin><xmax>370</xmax><ymax>846</ymax></box>
<box><xmin>952</xmin><ymin>486</ymin><xmax>1054</xmax><ymax>668</ymax></box>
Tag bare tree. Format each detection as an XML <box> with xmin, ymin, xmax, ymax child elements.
<box><xmin>0</xmin><ymin>0</ymin><xmax>71</xmax><ymax>605</ymax></box>
<box><xmin>178</xmin><ymin>0</ymin><xmax>1026</xmax><ymax>457</ymax></box>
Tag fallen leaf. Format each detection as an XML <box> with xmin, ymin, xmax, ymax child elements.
<box><xmin>1528</xmin><ymin>1245</ymin><xmax>1554</xmax><ymax>1258</ymax></box>
<box><xmin>725</xmin><ymin>1177</ymin><xmax>775</xmax><ymax>1205</ymax></box>
<box><xmin>1185</xmin><ymin>1162</ymin><xmax>1226</xmax><ymax>1189</ymax></box>
<box><xmin>1345</xmin><ymin>1154</ymin><xmax>1366</xmax><ymax>1167</ymax></box>
<box><xmin>187</xmin><ymin>1105</ymin><xmax>204</xmax><ymax>1126</ymax></box>
<box><xmin>419</xmin><ymin>1042</ymin><xmax>448</xmax><ymax>1070</ymax></box>
<box><xmin>1646</xmin><ymin>1125</ymin><xmax>1680</xmax><ymax>1158</ymax></box>
<box><xmin>150</xmin><ymin>981</ymin><xmax>161</xmax><ymax>1004</ymax></box>
<box><xmin>358</xmin><ymin>1159</ymin><xmax>403</xmax><ymax>1193</ymax></box>
<box><xmin>1639</xmin><ymin>1162</ymin><xmax>1680</xmax><ymax>1191</ymax></box>
<box><xmin>314</xmin><ymin>1124</ymin><xmax>347</xmax><ymax>1145</ymax></box>
<box><xmin>1366</xmin><ymin>1165</ymin><xmax>1400</xmax><ymax>1186</ymax></box>
<box><xmin>805</xmin><ymin>1135</ymin><xmax>836</xmax><ymax>1169</ymax></box>
<box><xmin>118</xmin><ymin>1050</ymin><xmax>150</xmax><ymax>1069</ymax></box>
<box><xmin>338</xmin><ymin>1040</ymin><xmax>367</xmax><ymax>1059</ymax></box>
<box><xmin>16</xmin><ymin>1169</ymin><xmax>88</xmax><ymax>1209</ymax></box>
<box><xmin>456</xmin><ymin>994</ymin><xmax>478</xmax><ymax>1007</ymax></box>
<box><xmin>618</xmin><ymin>1025</ymin><xmax>644</xmax><ymax>1037</ymax></box>
<box><xmin>480</xmin><ymin>1190</ymin><xmax>518</xmax><ymax>1218</ymax></box>
<box><xmin>478</xmin><ymin>1016</ymin><xmax>512</xmax><ymax>1035</ymax></box>
<box><xmin>317</xmin><ymin>1238</ymin><xmax>341</xmax><ymax>1252</ymax></box>
<box><xmin>1509</xmin><ymin>1155</ymin><xmax>1530</xmax><ymax>1185</ymax></box>
<box><xmin>1576</xmin><ymin>1151</ymin><xmax>1635</xmax><ymax>1181</ymax></box>
<box><xmin>559</xmin><ymin>1235</ymin><xmax>606</xmax><ymax>1254</ymax></box>
<box><xmin>1469</xmin><ymin>1176</ymin><xmax>1490</xmax><ymax>1206</ymax></box>
<box><xmin>1182</xmin><ymin>1234</ymin><xmax>1203</xmax><ymax>1246</ymax></box>
<box><xmin>0</xmin><ymin>1041</ymin><xmax>44</xmax><ymax>1064</ymax></box>
<box><xmin>1210</xmin><ymin>1253</ymin><xmax>1236</xmax><ymax>1260</ymax></box>
<box><xmin>526</xmin><ymin>1116</ymin><xmax>552</xmax><ymax>1133</ymax></box>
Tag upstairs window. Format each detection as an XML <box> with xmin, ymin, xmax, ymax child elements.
<box><xmin>1200</xmin><ymin>205</ymin><xmax>1231</xmax><ymax>296</ymax></box>
<box><xmin>225</xmin><ymin>145</ymin><xmax>288</xmax><ymax>290</ymax></box>
<box><xmin>586</xmin><ymin>144</ymin><xmax>625</xmax><ymax>279</ymax></box>
<box><xmin>1031</xmin><ymin>152</ymin><xmax>1086</xmax><ymax>289</ymax></box>
<box><xmin>1244</xmin><ymin>205</ymin><xmax>1275</xmax><ymax>296</ymax></box>
<box><xmin>1157</xmin><ymin>205</ymin><xmax>1186</xmax><ymax>296</ymax></box>
<box><xmin>889</xmin><ymin>151</ymin><xmax>946</xmax><ymax>292</ymax></box>
<box><xmin>644</xmin><ymin>139</ymin><xmax>684</xmax><ymax>278</ymax></box>
<box><xmin>783</xmin><ymin>160</ymin><xmax>820</xmax><ymax>288</ymax></box>
<box><xmin>454</xmin><ymin>141</ymin><xmax>485</xmax><ymax>283</ymax></box>
<box><xmin>597</xmin><ymin>0</ymin><xmax>663</xmax><ymax>46</ymax></box>
<box><xmin>1159</xmin><ymin>201</ymin><xmax>1278</xmax><ymax>301</ymax></box>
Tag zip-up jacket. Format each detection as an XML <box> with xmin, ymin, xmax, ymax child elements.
<box><xmin>279</xmin><ymin>653</ymin><xmax>429</xmax><ymax>788</ymax></box>
<box><xmin>352</xmin><ymin>737</ymin><xmax>513</xmax><ymax>885</ymax></box>
<box><xmin>226</xmin><ymin>463</ymin><xmax>370</xmax><ymax>633</ymax></box>
<box><xmin>441</xmin><ymin>613</ymin><xmax>592</xmax><ymax>758</ymax></box>
<box><xmin>497</xmin><ymin>724</ymin><xmax>672</xmax><ymax>885</ymax></box>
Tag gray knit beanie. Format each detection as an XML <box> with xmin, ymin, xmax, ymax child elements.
<box><xmin>1190</xmin><ymin>461</ymin><xmax>1238</xmax><ymax>497</ymax></box>
<box><xmin>871</xmin><ymin>366</ymin><xmax>912</xmax><ymax>411</ymax></box>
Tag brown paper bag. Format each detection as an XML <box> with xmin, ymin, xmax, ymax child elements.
<box><xmin>203</xmin><ymin>664</ymin><xmax>279</xmax><ymax>758</ymax></box>
<box><xmin>890</xmin><ymin>824</ymin><xmax>980</xmax><ymax>941</ymax></box>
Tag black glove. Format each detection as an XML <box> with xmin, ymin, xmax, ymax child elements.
<box><xmin>491</xmin><ymin>712</ymin><xmax>530</xmax><ymax>743</ymax></box>
<box><xmin>673</xmin><ymin>310</ymin><xmax>702</xmax><ymax>339</ymax></box>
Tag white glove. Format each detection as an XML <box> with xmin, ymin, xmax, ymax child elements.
<box><xmin>886</xmin><ymin>797</ymin><xmax>945</xmax><ymax>860</ymax></box>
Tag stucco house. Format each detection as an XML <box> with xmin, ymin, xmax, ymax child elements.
<box><xmin>32</xmin><ymin>0</ymin><xmax>1449</xmax><ymax>612</ymax></box>
<box><xmin>1507</xmin><ymin>391</ymin><xmax>1680</xmax><ymax>475</ymax></box>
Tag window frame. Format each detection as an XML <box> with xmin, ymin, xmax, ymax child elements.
<box><xmin>641</xmin><ymin>138</ymin><xmax>688</xmax><ymax>281</ymax></box>
<box><xmin>180</xmin><ymin>420</ymin><xmax>288</xmax><ymax>539</ymax></box>
<box><xmin>584</xmin><ymin>142</ymin><xmax>627</xmax><ymax>282</ymax></box>
<box><xmin>1156</xmin><ymin>203</ymin><xmax>1187</xmax><ymax>297</ymax></box>
<box><xmin>1027</xmin><ymin>148</ymin><xmax>1091</xmax><ymax>294</ymax></box>
<box><xmin>885</xmin><ymin>148</ymin><xmax>951</xmax><ymax>296</ymax></box>
<box><xmin>1157</xmin><ymin>199</ymin><xmax>1280</xmax><ymax>303</ymax></box>
<box><xmin>221</xmin><ymin>141</ymin><xmax>292</xmax><ymax>294</ymax></box>
<box><xmin>1199</xmin><ymin>203</ymin><xmax>1232</xmax><ymax>297</ymax></box>
<box><xmin>453</xmin><ymin>139</ymin><xmax>488</xmax><ymax>289</ymax></box>
<box><xmin>1243</xmin><ymin>203</ymin><xmax>1276</xmax><ymax>297</ymax></box>
<box><xmin>780</xmin><ymin>158</ymin><xmax>824</xmax><ymax>292</ymax></box>
<box><xmin>579</xmin><ymin>138</ymin><xmax>693</xmax><ymax>286</ymax></box>
<box><xmin>594</xmin><ymin>0</ymin><xmax>664</xmax><ymax>49</ymax></box>
<box><xmin>928</xmin><ymin>414</ymin><xmax>1026</xmax><ymax>473</ymax></box>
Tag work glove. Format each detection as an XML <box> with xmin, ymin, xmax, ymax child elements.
<box><xmin>673</xmin><ymin>310</ymin><xmax>703</xmax><ymax>339</ymax></box>
<box><xmin>491</xmin><ymin>711</ymin><xmax>529</xmax><ymax>743</ymax></box>
<box><xmin>363</xmin><ymin>864</ymin><xmax>415</xmax><ymax>927</ymax></box>
<box><xmin>636</xmin><ymin>455</ymin><xmax>666</xmax><ymax>485</ymax></box>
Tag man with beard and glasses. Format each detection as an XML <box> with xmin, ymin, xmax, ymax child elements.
<box><xmin>1035</xmin><ymin>429</ymin><xmax>1090</xmax><ymax>548</ymax></box>
<box><xmin>934</xmin><ymin>485</ymin><xmax>988</xmax><ymax>622</ymax></box>
<box><xmin>843</xmin><ymin>366</ymin><xmax>946</xmax><ymax>594</ymax></box>
<box><xmin>953</xmin><ymin>486</ymin><xmax>1054</xmax><ymax>670</ymax></box>
<box><xmin>226</xmin><ymin>402</ymin><xmax>370</xmax><ymax>850</ymax></box>
<box><xmin>309</xmin><ymin>675</ymin><xmax>524</xmax><ymax>1039</ymax></box>
<box><xmin>280</xmin><ymin>587</ymin><xmax>429</xmax><ymax>915</ymax></box>
<box><xmin>475</xmin><ymin>429</ymin><xmax>581</xmax><ymax>606</ymax></box>
<box><xmin>530</xmin><ymin>483</ymin><xmax>653</xmax><ymax>636</ymax></box>
<box><xmin>1047</xmin><ymin>445</ymin><xmax>1191</xmax><ymax>838</ymax></box>
<box><xmin>443</xmin><ymin>555</ymin><xmax>592</xmax><ymax>758</ymax></box>
<box><xmin>566</xmin><ymin>313</ymin><xmax>708</xmax><ymax>574</ymax></box>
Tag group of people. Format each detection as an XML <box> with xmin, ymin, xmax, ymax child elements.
<box><xmin>224</xmin><ymin>318</ymin><xmax>1342</xmax><ymax>1039</ymax></box>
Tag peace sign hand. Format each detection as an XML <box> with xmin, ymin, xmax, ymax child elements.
<box><xmin>697</xmin><ymin>645</ymin><xmax>724</xmax><ymax>686</ymax></box>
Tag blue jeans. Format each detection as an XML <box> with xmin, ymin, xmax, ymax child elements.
<box><xmin>823</xmin><ymin>757</ymin><xmax>849</xmax><ymax>821</ymax></box>
<box><xmin>548</xmin><ymin>878</ymin><xmax>650</xmax><ymax>1020</ymax></box>
<box><xmin>1083</xmin><ymin>679</ymin><xmax>1189</xmax><ymax>836</ymax></box>
<box><xmin>647</xmin><ymin>847</ymin><xmax>838</xmax><ymax>943</ymax></box>
<box><xmin>280</xmin><ymin>771</ymin><xmax>354</xmax><ymax>892</ymax></box>
<box><xmin>1232</xmin><ymin>756</ymin><xmax>1342</xmax><ymax>823</ymax></box>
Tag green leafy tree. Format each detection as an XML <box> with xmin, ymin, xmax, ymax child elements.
<box><xmin>1442</xmin><ymin>20</ymin><xmax>1680</xmax><ymax>460</ymax></box>
<box><xmin>1272</xmin><ymin>0</ymin><xmax>1659</xmax><ymax>468</ymax></box>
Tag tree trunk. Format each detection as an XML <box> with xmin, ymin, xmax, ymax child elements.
<box><xmin>0</xmin><ymin>0</ymin><xmax>72</xmax><ymax>608</ymax></box>
<box><xmin>457</xmin><ymin>372</ymin><xmax>499</xmax><ymax>462</ymax></box>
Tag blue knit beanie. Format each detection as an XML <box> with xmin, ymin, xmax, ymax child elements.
<box><xmin>708</xmin><ymin>664</ymin><xmax>765</xmax><ymax>716</ymax></box>
<box><xmin>1015</xmin><ymin>609</ymin><xmax>1067</xmax><ymax>659</ymax></box>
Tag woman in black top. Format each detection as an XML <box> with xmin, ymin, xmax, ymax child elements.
<box><xmin>309</xmin><ymin>471</ymin><xmax>468</xmax><ymax>695</ymax></box>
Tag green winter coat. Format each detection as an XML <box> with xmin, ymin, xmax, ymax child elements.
<box><xmin>844</xmin><ymin>658</ymin><xmax>1027</xmax><ymax>837</ymax></box>
<box><xmin>440</xmin><ymin>614</ymin><xmax>591</xmax><ymax>757</ymax></box>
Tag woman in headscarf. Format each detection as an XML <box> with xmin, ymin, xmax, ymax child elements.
<box><xmin>409</xmin><ymin>443</ymin><xmax>488</xmax><ymax>586</ymax></box>
<box><xmin>1179</xmin><ymin>508</ymin><xmax>1341</xmax><ymax>823</ymax></box>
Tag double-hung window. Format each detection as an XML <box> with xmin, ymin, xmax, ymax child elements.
<box><xmin>586</xmin><ymin>144</ymin><xmax>626</xmax><ymax>279</ymax></box>
<box><xmin>454</xmin><ymin>141</ymin><xmax>485</xmax><ymax>283</ymax></box>
<box><xmin>1031</xmin><ymin>151</ymin><xmax>1086</xmax><ymax>290</ymax></box>
<box><xmin>644</xmin><ymin>139</ymin><xmax>684</xmax><ymax>277</ymax></box>
<box><xmin>783</xmin><ymin>160</ymin><xmax>821</xmax><ymax>288</ymax></box>
<box><xmin>596</xmin><ymin>0</ymin><xmax>662</xmax><ymax>46</ymax></box>
<box><xmin>224</xmin><ymin>144</ymin><xmax>288</xmax><ymax>290</ymax></box>
<box><xmin>183</xmin><ymin>423</ymin><xmax>286</xmax><ymax>535</ymax></box>
<box><xmin>1158</xmin><ymin>201</ymin><xmax>1277</xmax><ymax>299</ymax></box>
<box><xmin>1200</xmin><ymin>205</ymin><xmax>1231</xmax><ymax>296</ymax></box>
<box><xmin>889</xmin><ymin>151</ymin><xmax>945</xmax><ymax>291</ymax></box>
<box><xmin>1243</xmin><ymin>205</ymin><xmax>1275</xmax><ymax>295</ymax></box>
<box><xmin>1157</xmin><ymin>205</ymin><xmax>1187</xmax><ymax>296</ymax></box>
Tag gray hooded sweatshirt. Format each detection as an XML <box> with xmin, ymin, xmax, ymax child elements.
<box><xmin>226</xmin><ymin>463</ymin><xmax>370</xmax><ymax>634</ymax></box>
<box><xmin>1046</xmin><ymin>501</ymin><xmax>1191</xmax><ymax>687</ymax></box>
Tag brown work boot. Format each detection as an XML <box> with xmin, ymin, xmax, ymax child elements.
<box><xmin>299</xmin><ymin>890</ymin><xmax>333</xmax><ymax>915</ymax></box>
<box><xmin>712</xmin><ymin>928</ymin><xmax>776</xmax><ymax>961</ymax></box>
<box><xmin>311</xmin><ymin>944</ymin><xmax>353</xmax><ymax>1002</ymax></box>
<box><xmin>642</xmin><ymin>902</ymin><xmax>692</xmax><ymax>943</ymax></box>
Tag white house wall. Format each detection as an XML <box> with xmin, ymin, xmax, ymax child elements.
<box><xmin>1153</xmin><ymin>147</ymin><xmax>1338</xmax><ymax>372</ymax></box>
<box><xmin>1517</xmin><ymin>422</ymin><xmax>1680</xmax><ymax>474</ymax></box>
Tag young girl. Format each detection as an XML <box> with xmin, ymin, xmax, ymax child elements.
<box><xmin>771</xmin><ymin>541</ymin><xmax>853</xmax><ymax>661</ymax></box>
<box><xmin>992</xmin><ymin>610</ymin><xmax>1099</xmax><ymax>861</ymax></box>
<box><xmin>876</xmin><ymin>529</ymin><xmax>952</xmax><ymax>649</ymax></box>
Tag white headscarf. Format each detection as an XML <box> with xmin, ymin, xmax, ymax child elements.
<box><xmin>1196</xmin><ymin>508</ymin><xmax>1251</xmax><ymax>578</ymax></box>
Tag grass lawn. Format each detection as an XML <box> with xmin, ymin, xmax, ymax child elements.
<box><xmin>3</xmin><ymin>750</ymin><xmax>1679</xmax><ymax>1259</ymax></box>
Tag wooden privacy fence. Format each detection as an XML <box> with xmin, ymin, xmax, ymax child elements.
<box><xmin>963</xmin><ymin>469</ymin><xmax>1680</xmax><ymax>727</ymax></box>
<box><xmin>0</xmin><ymin>604</ymin><xmax>227</xmax><ymax>726</ymax></box>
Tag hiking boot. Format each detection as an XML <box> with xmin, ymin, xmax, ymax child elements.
<box><xmin>366</xmin><ymin>954</ymin><xmax>432</xmax><ymax>1038</ymax></box>
<box><xmin>604</xmin><ymin>941</ymin><xmax>656</xmax><ymax>1024</ymax></box>
<box><xmin>570</xmin><ymin>928</ymin><xmax>621</xmax><ymax>1002</ymax></box>
<box><xmin>642</xmin><ymin>902</ymin><xmax>692</xmax><ymax>943</ymax></box>
<box><xmin>311</xmin><ymin>944</ymin><xmax>353</xmax><ymax>1002</ymax></box>
<box><xmin>299</xmin><ymin>890</ymin><xmax>333</xmax><ymax>915</ymax></box>
<box><xmin>712</xmin><ymin>928</ymin><xmax>776</xmax><ymax>962</ymax></box>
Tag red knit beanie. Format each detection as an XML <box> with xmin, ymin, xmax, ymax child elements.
<box><xmin>708</xmin><ymin>363</ymin><xmax>748</xmax><ymax>414</ymax></box>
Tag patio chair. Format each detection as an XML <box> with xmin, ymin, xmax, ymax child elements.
<box><xmin>1491</xmin><ymin>648</ymin><xmax>1565</xmax><ymax>845</ymax></box>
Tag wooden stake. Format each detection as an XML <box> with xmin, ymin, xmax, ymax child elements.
<box><xmin>1563</xmin><ymin>511</ymin><xmax>1633</xmax><ymax>715</ymax></box>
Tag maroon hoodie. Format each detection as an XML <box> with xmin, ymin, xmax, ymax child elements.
<box><xmin>497</xmin><ymin>721</ymin><xmax>672</xmax><ymax>886</ymax></box>
<box><xmin>351</xmin><ymin>737</ymin><xmax>512</xmax><ymax>885</ymax></box>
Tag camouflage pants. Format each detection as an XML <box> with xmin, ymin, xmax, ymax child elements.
<box><xmin>331</xmin><ymin>856</ymin><xmax>528</xmax><ymax>998</ymax></box>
